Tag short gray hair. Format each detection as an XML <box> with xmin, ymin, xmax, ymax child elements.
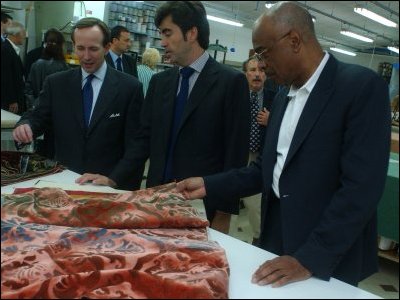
<box><xmin>5</xmin><ymin>21</ymin><xmax>25</xmax><ymax>36</ymax></box>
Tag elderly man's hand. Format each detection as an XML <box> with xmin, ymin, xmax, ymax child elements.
<box><xmin>176</xmin><ymin>177</ymin><xmax>206</xmax><ymax>200</ymax></box>
<box><xmin>256</xmin><ymin>108</ymin><xmax>270</xmax><ymax>126</ymax></box>
<box><xmin>252</xmin><ymin>255</ymin><xmax>312</xmax><ymax>287</ymax></box>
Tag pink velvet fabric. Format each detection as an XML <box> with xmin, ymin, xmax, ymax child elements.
<box><xmin>1</xmin><ymin>185</ymin><xmax>229</xmax><ymax>299</ymax></box>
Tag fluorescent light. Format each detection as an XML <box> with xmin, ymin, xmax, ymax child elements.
<box><xmin>207</xmin><ymin>15</ymin><xmax>243</xmax><ymax>27</ymax></box>
<box><xmin>340</xmin><ymin>30</ymin><xmax>373</xmax><ymax>43</ymax></box>
<box><xmin>354</xmin><ymin>7</ymin><xmax>397</xmax><ymax>28</ymax></box>
<box><xmin>312</xmin><ymin>16</ymin><xmax>316</xmax><ymax>23</ymax></box>
<box><xmin>265</xmin><ymin>3</ymin><xmax>274</xmax><ymax>9</ymax></box>
<box><xmin>387</xmin><ymin>46</ymin><xmax>399</xmax><ymax>54</ymax></box>
<box><xmin>330</xmin><ymin>47</ymin><xmax>357</xmax><ymax>56</ymax></box>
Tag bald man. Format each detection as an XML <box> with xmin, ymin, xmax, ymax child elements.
<box><xmin>177</xmin><ymin>1</ymin><xmax>390</xmax><ymax>287</ymax></box>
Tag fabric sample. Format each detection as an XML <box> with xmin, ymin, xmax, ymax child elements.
<box><xmin>1</xmin><ymin>185</ymin><xmax>229</xmax><ymax>299</ymax></box>
<box><xmin>1</xmin><ymin>151</ymin><xmax>65</xmax><ymax>186</ymax></box>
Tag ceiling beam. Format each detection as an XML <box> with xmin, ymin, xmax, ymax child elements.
<box><xmin>370</xmin><ymin>1</ymin><xmax>399</xmax><ymax>17</ymax></box>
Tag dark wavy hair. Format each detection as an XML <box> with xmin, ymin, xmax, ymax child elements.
<box><xmin>41</xmin><ymin>28</ymin><xmax>65</xmax><ymax>61</ymax></box>
<box><xmin>155</xmin><ymin>1</ymin><xmax>209</xmax><ymax>49</ymax></box>
<box><xmin>71</xmin><ymin>17</ymin><xmax>110</xmax><ymax>47</ymax></box>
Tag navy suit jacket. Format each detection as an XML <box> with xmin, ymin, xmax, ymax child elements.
<box><xmin>111</xmin><ymin>56</ymin><xmax>250</xmax><ymax>217</ymax></box>
<box><xmin>17</xmin><ymin>65</ymin><xmax>144</xmax><ymax>190</ymax></box>
<box><xmin>105</xmin><ymin>52</ymin><xmax>138</xmax><ymax>78</ymax></box>
<box><xmin>205</xmin><ymin>54</ymin><xmax>391</xmax><ymax>285</ymax></box>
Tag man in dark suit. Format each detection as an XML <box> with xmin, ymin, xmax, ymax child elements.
<box><xmin>1</xmin><ymin>11</ymin><xmax>13</xmax><ymax>42</ymax></box>
<box><xmin>105</xmin><ymin>25</ymin><xmax>138</xmax><ymax>78</ymax></box>
<box><xmin>241</xmin><ymin>56</ymin><xmax>279</xmax><ymax>245</ymax></box>
<box><xmin>1</xmin><ymin>21</ymin><xmax>26</xmax><ymax>114</ymax></box>
<box><xmin>13</xmin><ymin>18</ymin><xmax>144</xmax><ymax>191</ymax></box>
<box><xmin>177</xmin><ymin>2</ymin><xmax>390</xmax><ymax>288</ymax></box>
<box><xmin>77</xmin><ymin>1</ymin><xmax>250</xmax><ymax>233</ymax></box>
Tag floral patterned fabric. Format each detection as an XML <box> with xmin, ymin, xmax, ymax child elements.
<box><xmin>1</xmin><ymin>151</ymin><xmax>65</xmax><ymax>186</ymax></box>
<box><xmin>1</xmin><ymin>185</ymin><xmax>229</xmax><ymax>299</ymax></box>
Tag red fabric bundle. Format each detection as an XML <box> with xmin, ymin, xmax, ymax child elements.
<box><xmin>1</xmin><ymin>185</ymin><xmax>229</xmax><ymax>299</ymax></box>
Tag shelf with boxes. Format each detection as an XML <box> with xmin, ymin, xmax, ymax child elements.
<box><xmin>107</xmin><ymin>1</ymin><xmax>162</xmax><ymax>55</ymax></box>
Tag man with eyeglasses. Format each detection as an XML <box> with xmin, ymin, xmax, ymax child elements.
<box><xmin>105</xmin><ymin>25</ymin><xmax>138</xmax><ymax>78</ymax></box>
<box><xmin>177</xmin><ymin>1</ymin><xmax>390</xmax><ymax>288</ymax></box>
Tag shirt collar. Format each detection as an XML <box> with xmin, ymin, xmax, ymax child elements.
<box><xmin>109</xmin><ymin>50</ymin><xmax>122</xmax><ymax>63</ymax></box>
<box><xmin>7</xmin><ymin>38</ymin><xmax>20</xmax><ymax>55</ymax></box>
<box><xmin>180</xmin><ymin>50</ymin><xmax>209</xmax><ymax>74</ymax></box>
<box><xmin>288</xmin><ymin>51</ymin><xmax>330</xmax><ymax>98</ymax></box>
<box><xmin>81</xmin><ymin>60</ymin><xmax>108</xmax><ymax>82</ymax></box>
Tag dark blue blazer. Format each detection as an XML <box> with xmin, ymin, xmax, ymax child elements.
<box><xmin>205</xmin><ymin>54</ymin><xmax>391</xmax><ymax>285</ymax></box>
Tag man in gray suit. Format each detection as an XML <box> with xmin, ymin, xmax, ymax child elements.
<box><xmin>13</xmin><ymin>18</ymin><xmax>144</xmax><ymax>190</ymax></box>
<box><xmin>77</xmin><ymin>1</ymin><xmax>250</xmax><ymax>233</ymax></box>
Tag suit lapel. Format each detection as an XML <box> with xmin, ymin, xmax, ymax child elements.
<box><xmin>160</xmin><ymin>67</ymin><xmax>180</xmax><ymax>151</ymax></box>
<box><xmin>283</xmin><ymin>56</ymin><xmax>337</xmax><ymax>169</ymax></box>
<box><xmin>70</xmin><ymin>69</ymin><xmax>85</xmax><ymax>130</ymax></box>
<box><xmin>178</xmin><ymin>58</ymin><xmax>218</xmax><ymax>132</ymax></box>
<box><xmin>88</xmin><ymin>67</ymin><xmax>118</xmax><ymax>133</ymax></box>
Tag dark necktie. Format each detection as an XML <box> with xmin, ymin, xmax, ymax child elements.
<box><xmin>250</xmin><ymin>91</ymin><xmax>261</xmax><ymax>152</ymax></box>
<box><xmin>164</xmin><ymin>66</ymin><xmax>195</xmax><ymax>182</ymax></box>
<box><xmin>82</xmin><ymin>74</ymin><xmax>95</xmax><ymax>128</ymax></box>
<box><xmin>116</xmin><ymin>57</ymin><xmax>122</xmax><ymax>72</ymax></box>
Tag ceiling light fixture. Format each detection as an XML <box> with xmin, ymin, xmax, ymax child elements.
<box><xmin>340</xmin><ymin>30</ymin><xmax>373</xmax><ymax>43</ymax></box>
<box><xmin>206</xmin><ymin>15</ymin><xmax>243</xmax><ymax>27</ymax></box>
<box><xmin>312</xmin><ymin>16</ymin><xmax>316</xmax><ymax>23</ymax></box>
<box><xmin>354</xmin><ymin>7</ymin><xmax>397</xmax><ymax>28</ymax></box>
<box><xmin>330</xmin><ymin>47</ymin><xmax>357</xmax><ymax>56</ymax></box>
<box><xmin>387</xmin><ymin>46</ymin><xmax>399</xmax><ymax>54</ymax></box>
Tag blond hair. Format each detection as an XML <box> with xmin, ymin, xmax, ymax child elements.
<box><xmin>142</xmin><ymin>48</ymin><xmax>161</xmax><ymax>69</ymax></box>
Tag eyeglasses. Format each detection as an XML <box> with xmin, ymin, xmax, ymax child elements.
<box><xmin>252</xmin><ymin>30</ymin><xmax>291</xmax><ymax>61</ymax></box>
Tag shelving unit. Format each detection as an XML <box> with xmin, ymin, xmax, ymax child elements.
<box><xmin>378</xmin><ymin>62</ymin><xmax>393</xmax><ymax>84</ymax></box>
<box><xmin>106</xmin><ymin>1</ymin><xmax>162</xmax><ymax>58</ymax></box>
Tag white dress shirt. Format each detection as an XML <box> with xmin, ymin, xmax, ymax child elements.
<box><xmin>272</xmin><ymin>52</ymin><xmax>330</xmax><ymax>198</ymax></box>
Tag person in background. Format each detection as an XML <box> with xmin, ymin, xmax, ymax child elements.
<box><xmin>241</xmin><ymin>56</ymin><xmax>278</xmax><ymax>246</ymax></box>
<box><xmin>177</xmin><ymin>1</ymin><xmax>390</xmax><ymax>287</ymax></box>
<box><xmin>1</xmin><ymin>21</ymin><xmax>26</xmax><ymax>114</ymax></box>
<box><xmin>24</xmin><ymin>42</ymin><xmax>44</xmax><ymax>79</ymax></box>
<box><xmin>137</xmin><ymin>47</ymin><xmax>161</xmax><ymax>96</ymax></box>
<box><xmin>13</xmin><ymin>17</ymin><xmax>144</xmax><ymax>190</ymax></box>
<box><xmin>25</xmin><ymin>28</ymin><xmax>69</xmax><ymax>159</ymax></box>
<box><xmin>1</xmin><ymin>11</ymin><xmax>12</xmax><ymax>42</ymax></box>
<box><xmin>105</xmin><ymin>25</ymin><xmax>138</xmax><ymax>78</ymax></box>
<box><xmin>76</xmin><ymin>1</ymin><xmax>250</xmax><ymax>234</ymax></box>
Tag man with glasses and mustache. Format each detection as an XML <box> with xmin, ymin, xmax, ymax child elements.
<box><xmin>241</xmin><ymin>56</ymin><xmax>279</xmax><ymax>246</ymax></box>
<box><xmin>177</xmin><ymin>1</ymin><xmax>390</xmax><ymax>288</ymax></box>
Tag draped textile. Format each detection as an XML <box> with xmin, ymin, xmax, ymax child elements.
<box><xmin>1</xmin><ymin>184</ymin><xmax>229</xmax><ymax>299</ymax></box>
<box><xmin>1</xmin><ymin>151</ymin><xmax>65</xmax><ymax>186</ymax></box>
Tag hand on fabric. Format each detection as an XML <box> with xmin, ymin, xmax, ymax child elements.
<box><xmin>176</xmin><ymin>177</ymin><xmax>206</xmax><ymax>200</ymax></box>
<box><xmin>251</xmin><ymin>255</ymin><xmax>312</xmax><ymax>287</ymax></box>
<box><xmin>256</xmin><ymin>108</ymin><xmax>269</xmax><ymax>126</ymax></box>
<box><xmin>75</xmin><ymin>173</ymin><xmax>117</xmax><ymax>188</ymax></box>
<box><xmin>9</xmin><ymin>102</ymin><xmax>19</xmax><ymax>114</ymax></box>
<box><xmin>13</xmin><ymin>124</ymin><xmax>33</xmax><ymax>144</ymax></box>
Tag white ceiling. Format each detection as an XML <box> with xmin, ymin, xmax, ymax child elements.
<box><xmin>149</xmin><ymin>1</ymin><xmax>399</xmax><ymax>57</ymax></box>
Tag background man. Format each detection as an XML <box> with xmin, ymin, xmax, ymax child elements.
<box><xmin>105</xmin><ymin>25</ymin><xmax>138</xmax><ymax>78</ymax></box>
<box><xmin>1</xmin><ymin>21</ymin><xmax>26</xmax><ymax>114</ymax></box>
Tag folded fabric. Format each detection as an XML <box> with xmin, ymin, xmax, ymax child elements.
<box><xmin>2</xmin><ymin>186</ymin><xmax>209</xmax><ymax>229</ymax></box>
<box><xmin>1</xmin><ymin>186</ymin><xmax>229</xmax><ymax>299</ymax></box>
<box><xmin>1</xmin><ymin>151</ymin><xmax>65</xmax><ymax>186</ymax></box>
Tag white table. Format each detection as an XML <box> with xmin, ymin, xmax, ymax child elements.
<box><xmin>1</xmin><ymin>170</ymin><xmax>380</xmax><ymax>299</ymax></box>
